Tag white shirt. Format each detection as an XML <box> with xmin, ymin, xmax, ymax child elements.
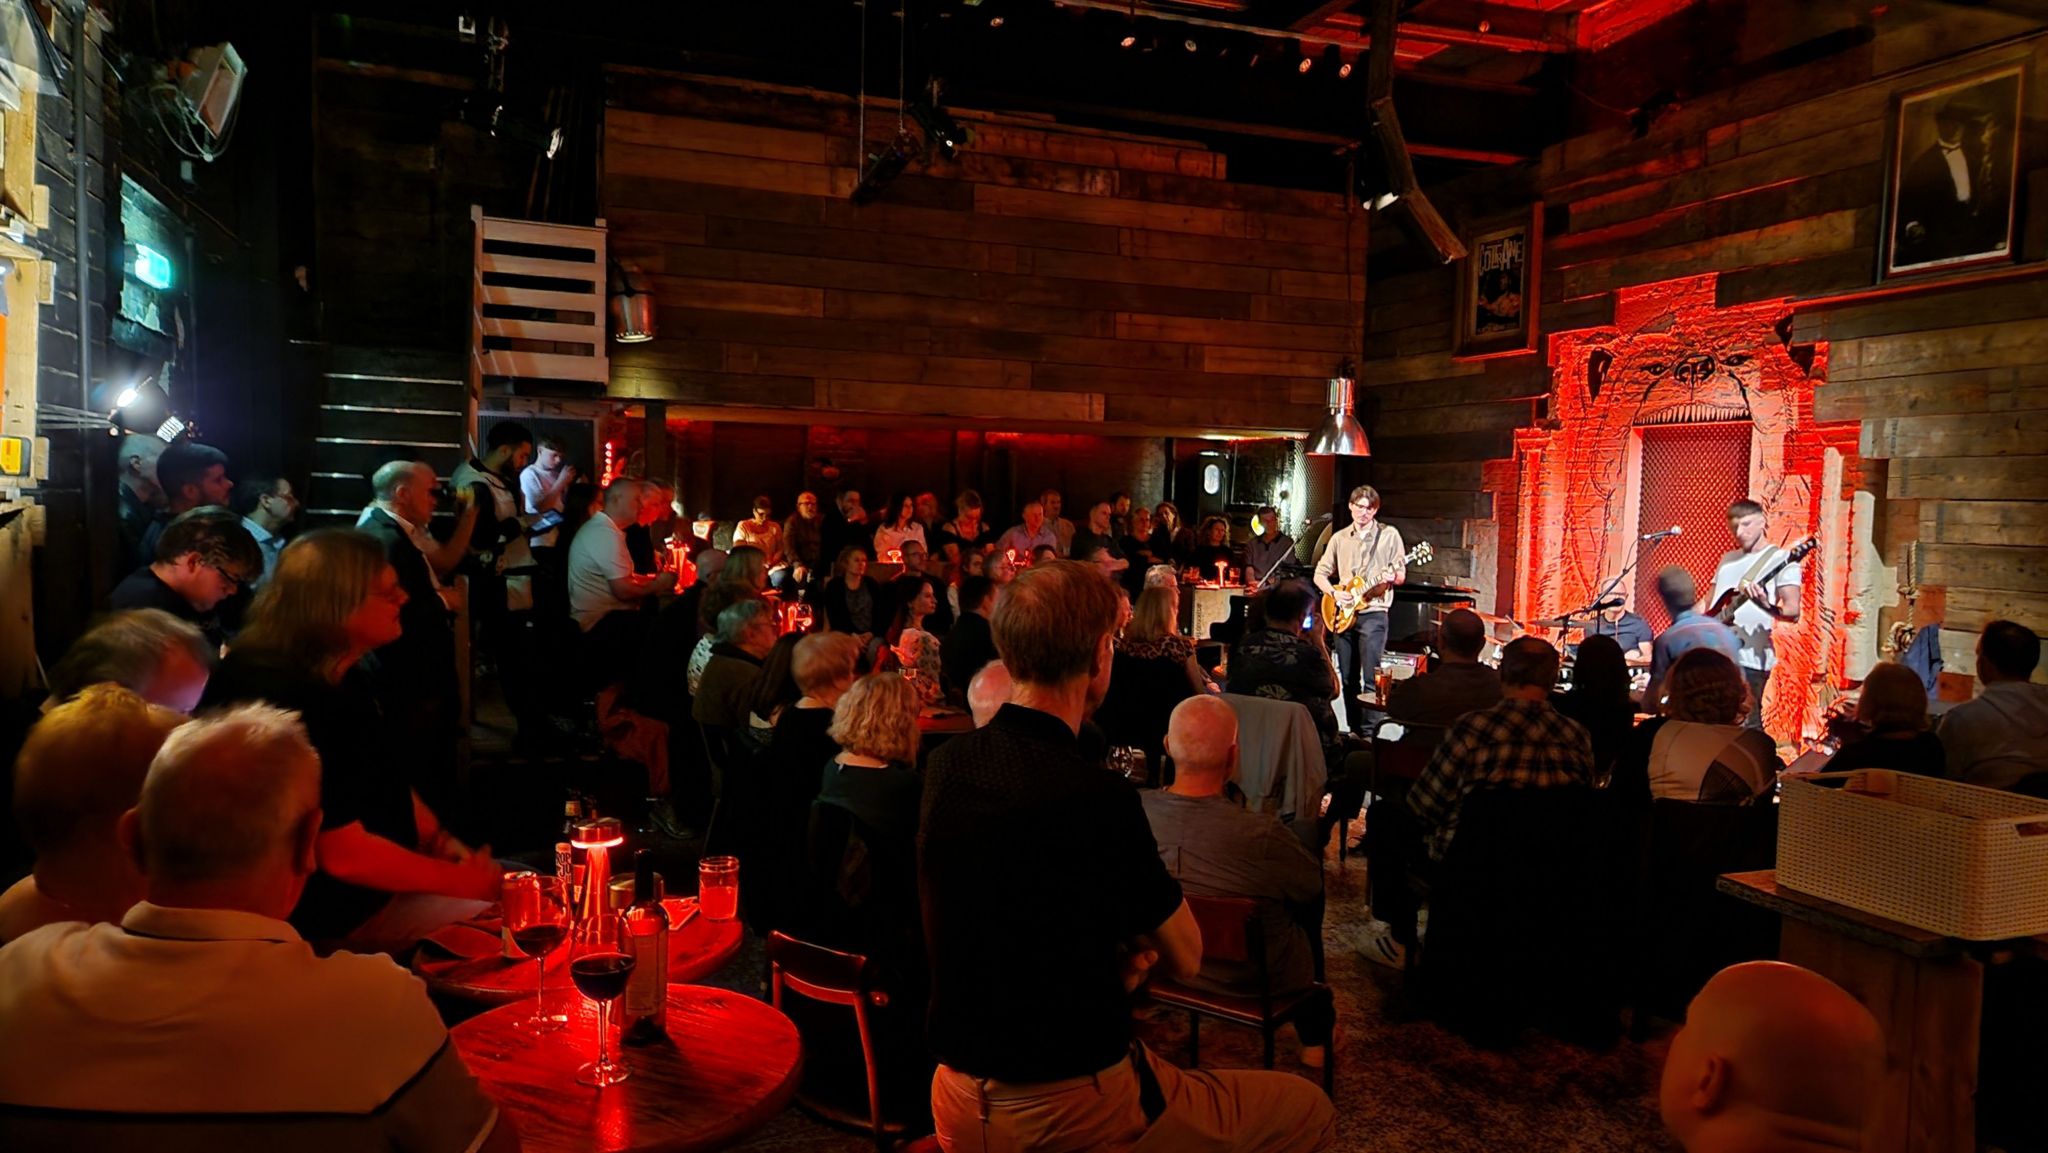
<box><xmin>1709</xmin><ymin>546</ymin><xmax>1801</xmax><ymax>672</ymax></box>
<box><xmin>1939</xmin><ymin>680</ymin><xmax>2048</xmax><ymax>790</ymax></box>
<box><xmin>358</xmin><ymin>503</ymin><xmax>444</xmax><ymax>590</ymax></box>
<box><xmin>520</xmin><ymin>461</ymin><xmax>569</xmax><ymax>515</ymax></box>
<box><xmin>568</xmin><ymin>511</ymin><xmax>635</xmax><ymax>631</ymax></box>
<box><xmin>874</xmin><ymin>521</ymin><xmax>927</xmax><ymax>559</ymax></box>
<box><xmin>1941</xmin><ymin>143</ymin><xmax>1972</xmax><ymax>203</ymax></box>
<box><xmin>0</xmin><ymin>903</ymin><xmax>496</xmax><ymax>1149</ymax></box>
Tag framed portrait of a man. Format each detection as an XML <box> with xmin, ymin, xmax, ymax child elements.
<box><xmin>1885</xmin><ymin>62</ymin><xmax>2024</xmax><ymax>279</ymax></box>
<box><xmin>1454</xmin><ymin>204</ymin><xmax>1541</xmax><ymax>360</ymax></box>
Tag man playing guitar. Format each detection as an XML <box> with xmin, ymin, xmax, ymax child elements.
<box><xmin>1314</xmin><ymin>485</ymin><xmax>1407</xmax><ymax>721</ymax></box>
<box><xmin>1708</xmin><ymin>499</ymin><xmax>1802</xmax><ymax>733</ymax></box>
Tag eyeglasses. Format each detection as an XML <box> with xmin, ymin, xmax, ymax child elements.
<box><xmin>209</xmin><ymin>565</ymin><xmax>245</xmax><ymax>593</ymax></box>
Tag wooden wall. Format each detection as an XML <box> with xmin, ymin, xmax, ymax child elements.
<box><xmin>1364</xmin><ymin>2</ymin><xmax>2048</xmax><ymax>682</ymax></box>
<box><xmin>598</xmin><ymin>69</ymin><xmax>1362</xmax><ymax>438</ymax></box>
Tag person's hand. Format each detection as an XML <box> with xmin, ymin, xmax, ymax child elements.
<box><xmin>655</xmin><ymin>570</ymin><xmax>679</xmax><ymax>594</ymax></box>
<box><xmin>455</xmin><ymin>485</ymin><xmax>477</xmax><ymax>509</ymax></box>
<box><xmin>1740</xmin><ymin>581</ymin><xmax>1771</xmax><ymax>609</ymax></box>
<box><xmin>456</xmin><ymin>848</ymin><xmax>503</xmax><ymax>901</ymax></box>
<box><xmin>1118</xmin><ymin>943</ymin><xmax>1162</xmax><ymax>992</ymax></box>
<box><xmin>438</xmin><ymin>585</ymin><xmax>466</xmax><ymax>612</ymax></box>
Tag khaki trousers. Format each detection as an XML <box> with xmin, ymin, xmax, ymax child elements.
<box><xmin>931</xmin><ymin>1044</ymin><xmax>1335</xmax><ymax>1153</ymax></box>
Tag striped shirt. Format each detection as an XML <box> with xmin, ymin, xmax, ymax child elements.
<box><xmin>1408</xmin><ymin>698</ymin><xmax>1595</xmax><ymax>860</ymax></box>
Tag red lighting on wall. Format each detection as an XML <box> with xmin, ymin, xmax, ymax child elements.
<box><xmin>1501</xmin><ymin>273</ymin><xmax>1858</xmax><ymax>740</ymax></box>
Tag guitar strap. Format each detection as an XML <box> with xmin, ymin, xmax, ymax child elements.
<box><xmin>1739</xmin><ymin>545</ymin><xmax>1780</xmax><ymax>589</ymax></box>
<box><xmin>1355</xmin><ymin>522</ymin><xmax>1382</xmax><ymax>584</ymax></box>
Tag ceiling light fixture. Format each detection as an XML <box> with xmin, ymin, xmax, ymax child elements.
<box><xmin>1338</xmin><ymin>60</ymin><xmax>1352</xmax><ymax>77</ymax></box>
<box><xmin>1120</xmin><ymin>34</ymin><xmax>1137</xmax><ymax>47</ymax></box>
<box><xmin>1304</xmin><ymin>365</ymin><xmax>1370</xmax><ymax>456</ymax></box>
<box><xmin>1297</xmin><ymin>56</ymin><xmax>1313</xmax><ymax>73</ymax></box>
<box><xmin>1183</xmin><ymin>37</ymin><xmax>1197</xmax><ymax>51</ymax></box>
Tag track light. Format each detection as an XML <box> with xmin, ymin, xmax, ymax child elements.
<box><xmin>851</xmin><ymin>131</ymin><xmax>918</xmax><ymax>205</ymax></box>
<box><xmin>1297</xmin><ymin>56</ymin><xmax>1313</xmax><ymax>73</ymax></box>
<box><xmin>1120</xmin><ymin>34</ymin><xmax>1136</xmax><ymax>47</ymax></box>
<box><xmin>989</xmin><ymin>15</ymin><xmax>1004</xmax><ymax>26</ymax></box>
<box><xmin>910</xmin><ymin>100</ymin><xmax>965</xmax><ymax>162</ymax></box>
<box><xmin>1183</xmin><ymin>38</ymin><xmax>1197</xmax><ymax>51</ymax></box>
<box><xmin>1338</xmin><ymin>61</ymin><xmax>1353</xmax><ymax>78</ymax></box>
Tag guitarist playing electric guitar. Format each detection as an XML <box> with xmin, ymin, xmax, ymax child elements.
<box><xmin>1707</xmin><ymin>499</ymin><xmax>1806</xmax><ymax>735</ymax></box>
<box><xmin>1313</xmin><ymin>485</ymin><xmax>1407</xmax><ymax>717</ymax></box>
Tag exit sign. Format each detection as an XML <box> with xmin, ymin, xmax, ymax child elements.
<box><xmin>0</xmin><ymin>435</ymin><xmax>28</xmax><ymax>477</ymax></box>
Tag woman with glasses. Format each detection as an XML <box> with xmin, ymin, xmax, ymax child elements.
<box><xmin>201</xmin><ymin>529</ymin><xmax>502</xmax><ymax>951</ymax></box>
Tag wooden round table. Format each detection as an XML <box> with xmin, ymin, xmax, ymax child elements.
<box><xmin>416</xmin><ymin>898</ymin><xmax>745</xmax><ymax>1005</ymax></box>
<box><xmin>453</xmin><ymin>984</ymin><xmax>802</xmax><ymax>1153</ymax></box>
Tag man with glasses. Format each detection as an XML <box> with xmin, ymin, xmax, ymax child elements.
<box><xmin>783</xmin><ymin>490</ymin><xmax>825</xmax><ymax>588</ymax></box>
<box><xmin>1313</xmin><ymin>485</ymin><xmax>1406</xmax><ymax>726</ymax></box>
<box><xmin>109</xmin><ymin>506</ymin><xmax>261</xmax><ymax>650</ymax></box>
<box><xmin>232</xmin><ymin>473</ymin><xmax>298</xmax><ymax>587</ymax></box>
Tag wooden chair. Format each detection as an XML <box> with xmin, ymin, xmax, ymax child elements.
<box><xmin>766</xmin><ymin>931</ymin><xmax>931</xmax><ymax>1152</ymax></box>
<box><xmin>1146</xmin><ymin>894</ymin><xmax>1336</xmax><ymax>1092</ymax></box>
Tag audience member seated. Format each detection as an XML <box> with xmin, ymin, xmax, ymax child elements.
<box><xmin>1830</xmin><ymin>661</ymin><xmax>1945</xmax><ymax>775</ymax></box>
<box><xmin>1039</xmin><ymin>488</ymin><xmax>1076</xmax><ymax>556</ymax></box>
<box><xmin>1109</xmin><ymin>491</ymin><xmax>1134</xmax><ymax>538</ymax></box>
<box><xmin>1096</xmin><ymin>585</ymin><xmax>1204</xmax><ymax>765</ymax></box>
<box><xmin>568</xmin><ymin>479</ymin><xmax>676</xmax><ymax>688</ymax></box>
<box><xmin>134</xmin><ymin>439</ymin><xmax>235</xmax><ymax>566</ymax></box>
<box><xmin>1939</xmin><ymin>620</ymin><xmax>2048</xmax><ymax>790</ymax></box>
<box><xmin>994</xmin><ymin>500</ymin><xmax>1058</xmax><ymax>560</ymax></box>
<box><xmin>232</xmin><ymin>472</ymin><xmax>298</xmax><ymax>587</ymax></box>
<box><xmin>783</xmin><ymin>491</ymin><xmax>825</xmax><ymax>588</ymax></box>
<box><xmin>109</xmin><ymin>506</ymin><xmax>262</xmax><ymax>649</ymax></box>
<box><xmin>1410</xmin><ymin>636</ymin><xmax>1594</xmax><ymax>863</ymax></box>
<box><xmin>1153</xmin><ymin>500</ymin><xmax>1194</xmax><ymax>566</ymax></box>
<box><xmin>0</xmin><ymin>686</ymin><xmax>185</xmax><ymax>944</ymax></box>
<box><xmin>1647</xmin><ymin>566</ymin><xmax>1742</xmax><ymax>708</ymax></box>
<box><xmin>1141</xmin><ymin>696</ymin><xmax>1331</xmax><ymax>1067</ymax></box>
<box><xmin>1386</xmin><ymin>608</ymin><xmax>1502</xmax><ymax>728</ymax></box>
<box><xmin>872</xmin><ymin>492</ymin><xmax>927</xmax><ymax>560</ymax></box>
<box><xmin>967</xmin><ymin>659</ymin><xmax>1011</xmax><ymax>728</ymax></box>
<box><xmin>682</xmin><ymin>548</ymin><xmax>769</xmax><ymax>697</ymax></box>
<box><xmin>44</xmin><ymin>609</ymin><xmax>213</xmax><ymax>713</ymax></box>
<box><xmin>1186</xmin><ymin>514</ymin><xmax>1236</xmax><ymax>574</ymax></box>
<box><xmin>821</xmin><ymin>489</ymin><xmax>873</xmax><ymax>568</ymax></box>
<box><xmin>1555</xmin><ymin>634</ymin><xmax>1637</xmax><ymax>783</ymax></box>
<box><xmin>883</xmin><ymin>579</ymin><xmax>944</xmax><ymax>706</ymax></box>
<box><xmin>893</xmin><ymin>541</ymin><xmax>952</xmax><ymax>635</ymax></box>
<box><xmin>202</xmin><ymin>530</ymin><xmax>501</xmax><ymax>951</ymax></box>
<box><xmin>802</xmin><ymin>672</ymin><xmax>932</xmax><ymax>1127</ymax></box>
<box><xmin>0</xmin><ymin>704</ymin><xmax>515</xmax><ymax>1153</ymax></box>
<box><xmin>940</xmin><ymin>576</ymin><xmax>997</xmax><ymax>695</ymax></box>
<box><xmin>741</xmin><ymin>632</ymin><xmax>804</xmax><ymax>751</ymax></box>
<box><xmin>933</xmin><ymin>488</ymin><xmax>995</xmax><ymax>563</ymax></box>
<box><xmin>821</xmin><ymin>546</ymin><xmax>888</xmax><ymax>648</ymax></box>
<box><xmin>752</xmin><ymin>633</ymin><xmax>862</xmax><ymax>933</ymax></box>
<box><xmin>922</xmin><ymin>560</ymin><xmax>1334</xmax><ymax>1149</ymax></box>
<box><xmin>1228</xmin><ymin>580</ymin><xmax>1340</xmax><ymax>748</ymax></box>
<box><xmin>1614</xmin><ymin>649</ymin><xmax>1780</xmax><ymax>806</ymax></box>
<box><xmin>1119</xmin><ymin>505</ymin><xmax>1159</xmax><ymax>573</ymax></box>
<box><xmin>1660</xmin><ymin>962</ymin><xmax>1883</xmax><ymax>1153</ymax></box>
<box><xmin>694</xmin><ymin>600</ymin><xmax>779</xmax><ymax>735</ymax></box>
<box><xmin>734</xmin><ymin>494</ymin><xmax>786</xmax><ymax>575</ymax></box>
<box><xmin>1069</xmin><ymin>501</ymin><xmax>1130</xmax><ymax>577</ymax></box>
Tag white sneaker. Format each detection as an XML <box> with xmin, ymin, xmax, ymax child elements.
<box><xmin>1353</xmin><ymin>920</ymin><xmax>1406</xmax><ymax>970</ymax></box>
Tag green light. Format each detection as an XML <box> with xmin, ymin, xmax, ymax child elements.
<box><xmin>132</xmin><ymin>244</ymin><xmax>173</xmax><ymax>290</ymax></box>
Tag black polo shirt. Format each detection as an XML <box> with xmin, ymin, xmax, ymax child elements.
<box><xmin>919</xmin><ymin>703</ymin><xmax>1183</xmax><ymax>1082</ymax></box>
<box><xmin>108</xmin><ymin>566</ymin><xmax>225</xmax><ymax>649</ymax></box>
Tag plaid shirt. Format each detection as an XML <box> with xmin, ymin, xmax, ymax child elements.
<box><xmin>1407</xmin><ymin>698</ymin><xmax>1594</xmax><ymax>860</ymax></box>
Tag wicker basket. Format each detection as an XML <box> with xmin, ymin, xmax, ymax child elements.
<box><xmin>1777</xmin><ymin>770</ymin><xmax>2048</xmax><ymax>940</ymax></box>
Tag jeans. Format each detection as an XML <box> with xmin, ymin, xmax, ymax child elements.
<box><xmin>1331</xmin><ymin>611</ymin><xmax>1389</xmax><ymax>710</ymax></box>
<box><xmin>1742</xmin><ymin>666</ymin><xmax>1770</xmax><ymax>733</ymax></box>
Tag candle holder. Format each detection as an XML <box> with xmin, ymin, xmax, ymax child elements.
<box><xmin>571</xmin><ymin>816</ymin><xmax>626</xmax><ymax>945</ymax></box>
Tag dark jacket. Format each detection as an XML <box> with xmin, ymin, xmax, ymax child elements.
<box><xmin>356</xmin><ymin>508</ymin><xmax>458</xmax><ymax>713</ymax></box>
<box><xmin>822</xmin><ymin>576</ymin><xmax>890</xmax><ymax>636</ymax></box>
<box><xmin>940</xmin><ymin>610</ymin><xmax>998</xmax><ymax>694</ymax></box>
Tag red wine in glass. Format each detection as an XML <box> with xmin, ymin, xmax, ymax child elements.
<box><xmin>571</xmin><ymin>952</ymin><xmax>636</xmax><ymax>1087</ymax></box>
<box><xmin>511</xmin><ymin>924</ymin><xmax>567</xmax><ymax>958</ymax></box>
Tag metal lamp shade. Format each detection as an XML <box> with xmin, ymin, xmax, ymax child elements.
<box><xmin>610</xmin><ymin>290</ymin><xmax>655</xmax><ymax>343</ymax></box>
<box><xmin>1305</xmin><ymin>375</ymin><xmax>1370</xmax><ymax>456</ymax></box>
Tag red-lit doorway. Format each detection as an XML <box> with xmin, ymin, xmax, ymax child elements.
<box><xmin>1633</xmin><ymin>423</ymin><xmax>1751</xmax><ymax>631</ymax></box>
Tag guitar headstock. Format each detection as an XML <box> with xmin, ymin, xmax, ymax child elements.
<box><xmin>1409</xmin><ymin>541</ymin><xmax>1434</xmax><ymax>566</ymax></box>
<box><xmin>1786</xmin><ymin>536</ymin><xmax>1819</xmax><ymax>562</ymax></box>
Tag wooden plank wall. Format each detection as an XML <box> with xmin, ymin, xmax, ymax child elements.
<box><xmin>1363</xmin><ymin>3</ymin><xmax>2048</xmax><ymax>681</ymax></box>
<box><xmin>598</xmin><ymin>69</ymin><xmax>1360</xmax><ymax>437</ymax></box>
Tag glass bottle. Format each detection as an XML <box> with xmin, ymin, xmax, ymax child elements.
<box><xmin>618</xmin><ymin>850</ymin><xmax>670</xmax><ymax>1044</ymax></box>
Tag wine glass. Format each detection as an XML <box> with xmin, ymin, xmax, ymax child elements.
<box><xmin>571</xmin><ymin>951</ymin><xmax>637</xmax><ymax>1087</ymax></box>
<box><xmin>508</xmin><ymin>876</ymin><xmax>571</xmax><ymax>1034</ymax></box>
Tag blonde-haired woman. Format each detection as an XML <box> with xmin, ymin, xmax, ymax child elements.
<box><xmin>202</xmin><ymin>529</ymin><xmax>501</xmax><ymax>948</ymax></box>
<box><xmin>1122</xmin><ymin>584</ymin><xmax>1214</xmax><ymax>696</ymax></box>
<box><xmin>1829</xmin><ymin>661</ymin><xmax>1944</xmax><ymax>775</ymax></box>
<box><xmin>1613</xmin><ymin>648</ymin><xmax>1782</xmax><ymax>804</ymax></box>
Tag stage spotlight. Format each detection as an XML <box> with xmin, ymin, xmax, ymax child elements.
<box><xmin>910</xmin><ymin>100</ymin><xmax>965</xmax><ymax>162</ymax></box>
<box><xmin>851</xmin><ymin>132</ymin><xmax>918</xmax><ymax>205</ymax></box>
<box><xmin>1120</xmin><ymin>34</ymin><xmax>1136</xmax><ymax>47</ymax></box>
<box><xmin>460</xmin><ymin>97</ymin><xmax>563</xmax><ymax>159</ymax></box>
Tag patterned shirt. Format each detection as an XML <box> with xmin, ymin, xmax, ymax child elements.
<box><xmin>1408</xmin><ymin>698</ymin><xmax>1594</xmax><ymax>860</ymax></box>
<box><xmin>1226</xmin><ymin>627</ymin><xmax>1338</xmax><ymax>745</ymax></box>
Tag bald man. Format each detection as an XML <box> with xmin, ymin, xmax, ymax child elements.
<box><xmin>1661</xmin><ymin>961</ymin><xmax>1885</xmax><ymax>1153</ymax></box>
<box><xmin>1141</xmin><ymin>696</ymin><xmax>1330</xmax><ymax>1066</ymax></box>
<box><xmin>967</xmin><ymin>659</ymin><xmax>1012</xmax><ymax>728</ymax></box>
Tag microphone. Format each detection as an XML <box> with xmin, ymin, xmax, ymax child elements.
<box><xmin>1640</xmin><ymin>525</ymin><xmax>1683</xmax><ymax>542</ymax></box>
<box><xmin>1591</xmin><ymin>597</ymin><xmax>1626</xmax><ymax>611</ymax></box>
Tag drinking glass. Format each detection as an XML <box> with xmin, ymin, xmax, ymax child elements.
<box><xmin>570</xmin><ymin>951</ymin><xmax>636</xmax><ymax>1087</ymax></box>
<box><xmin>507</xmin><ymin>875</ymin><xmax>571</xmax><ymax>1034</ymax></box>
<box><xmin>698</xmin><ymin>855</ymin><xmax>740</xmax><ymax>922</ymax></box>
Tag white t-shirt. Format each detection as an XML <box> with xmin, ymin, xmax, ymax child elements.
<box><xmin>1709</xmin><ymin>546</ymin><xmax>1802</xmax><ymax>672</ymax></box>
<box><xmin>874</xmin><ymin>521</ymin><xmax>927</xmax><ymax>559</ymax></box>
<box><xmin>568</xmin><ymin>511</ymin><xmax>635</xmax><ymax>631</ymax></box>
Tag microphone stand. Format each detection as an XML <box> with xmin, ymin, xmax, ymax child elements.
<box><xmin>1567</xmin><ymin>533</ymin><xmax>1670</xmax><ymax>628</ymax></box>
<box><xmin>1250</xmin><ymin>514</ymin><xmax>1329</xmax><ymax>593</ymax></box>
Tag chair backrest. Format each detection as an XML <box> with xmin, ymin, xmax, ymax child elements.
<box><xmin>766</xmin><ymin>929</ymin><xmax>877</xmax><ymax>1003</ymax></box>
<box><xmin>1183</xmin><ymin>893</ymin><xmax>1259</xmax><ymax>966</ymax></box>
<box><xmin>1373</xmin><ymin>735</ymin><xmax>1439</xmax><ymax>783</ymax></box>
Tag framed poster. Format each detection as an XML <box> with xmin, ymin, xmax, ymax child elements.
<box><xmin>1454</xmin><ymin>204</ymin><xmax>1541</xmax><ymax>359</ymax></box>
<box><xmin>1884</xmin><ymin>62</ymin><xmax>2024</xmax><ymax>279</ymax></box>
